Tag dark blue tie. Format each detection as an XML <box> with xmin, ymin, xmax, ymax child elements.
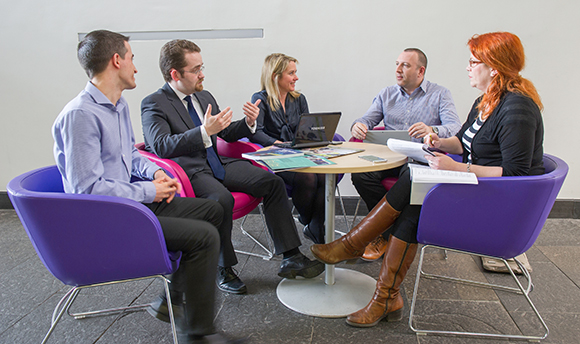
<box><xmin>184</xmin><ymin>96</ymin><xmax>226</xmax><ymax>180</ymax></box>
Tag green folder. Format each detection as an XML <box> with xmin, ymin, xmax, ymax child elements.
<box><xmin>261</xmin><ymin>156</ymin><xmax>335</xmax><ymax>171</ymax></box>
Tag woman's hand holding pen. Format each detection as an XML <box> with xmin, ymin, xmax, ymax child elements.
<box><xmin>424</xmin><ymin>133</ymin><xmax>441</xmax><ymax>148</ymax></box>
<box><xmin>424</xmin><ymin>133</ymin><xmax>457</xmax><ymax>171</ymax></box>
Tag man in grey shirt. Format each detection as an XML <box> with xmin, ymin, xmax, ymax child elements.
<box><xmin>351</xmin><ymin>48</ymin><xmax>461</xmax><ymax>260</ymax></box>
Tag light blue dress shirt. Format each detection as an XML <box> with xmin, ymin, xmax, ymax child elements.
<box><xmin>53</xmin><ymin>82</ymin><xmax>159</xmax><ymax>203</ymax></box>
<box><xmin>353</xmin><ymin>79</ymin><xmax>461</xmax><ymax>141</ymax></box>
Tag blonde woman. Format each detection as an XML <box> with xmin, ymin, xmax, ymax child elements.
<box><xmin>250</xmin><ymin>53</ymin><xmax>325</xmax><ymax>244</ymax></box>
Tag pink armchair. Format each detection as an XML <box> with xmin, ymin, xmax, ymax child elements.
<box><xmin>136</xmin><ymin>139</ymin><xmax>273</xmax><ymax>260</ymax></box>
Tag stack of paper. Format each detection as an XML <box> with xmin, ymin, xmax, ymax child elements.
<box><xmin>242</xmin><ymin>146</ymin><xmax>337</xmax><ymax>171</ymax></box>
<box><xmin>302</xmin><ymin>146</ymin><xmax>364</xmax><ymax>159</ymax></box>
<box><xmin>241</xmin><ymin>148</ymin><xmax>303</xmax><ymax>160</ymax></box>
<box><xmin>409</xmin><ymin>164</ymin><xmax>478</xmax><ymax>205</ymax></box>
<box><xmin>387</xmin><ymin>139</ymin><xmax>431</xmax><ymax>164</ymax></box>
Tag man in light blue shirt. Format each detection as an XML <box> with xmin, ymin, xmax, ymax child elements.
<box><xmin>350</xmin><ymin>48</ymin><xmax>461</xmax><ymax>261</ymax></box>
<box><xmin>52</xmin><ymin>30</ymin><xmax>238</xmax><ymax>344</ymax></box>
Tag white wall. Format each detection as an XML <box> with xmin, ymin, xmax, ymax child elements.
<box><xmin>1</xmin><ymin>0</ymin><xmax>578</xmax><ymax>198</ymax></box>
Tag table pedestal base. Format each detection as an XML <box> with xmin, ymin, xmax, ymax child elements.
<box><xmin>276</xmin><ymin>268</ymin><xmax>377</xmax><ymax>318</ymax></box>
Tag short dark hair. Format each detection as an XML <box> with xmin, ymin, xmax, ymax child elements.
<box><xmin>77</xmin><ymin>30</ymin><xmax>130</xmax><ymax>79</ymax></box>
<box><xmin>159</xmin><ymin>40</ymin><xmax>201</xmax><ymax>82</ymax></box>
<box><xmin>404</xmin><ymin>48</ymin><xmax>428</xmax><ymax>71</ymax></box>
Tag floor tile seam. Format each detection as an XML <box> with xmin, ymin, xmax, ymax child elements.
<box><xmin>535</xmin><ymin>247</ymin><xmax>580</xmax><ymax>290</ymax></box>
<box><xmin>503</xmin><ymin>305</ymin><xmax>544</xmax><ymax>339</ymax></box>
<box><xmin>411</xmin><ymin>298</ymin><xmax>504</xmax><ymax>305</ymax></box>
<box><xmin>508</xmin><ymin>309</ymin><xmax>580</xmax><ymax>315</ymax></box>
<box><xmin>0</xmin><ymin>285</ymin><xmax>66</xmax><ymax>338</ymax></box>
<box><xmin>92</xmin><ymin>312</ymin><xmax>128</xmax><ymax>344</ymax></box>
<box><xmin>215</xmin><ymin>299</ymin><xmax>226</xmax><ymax>323</ymax></box>
<box><xmin>127</xmin><ymin>278</ymin><xmax>156</xmax><ymax>307</ymax></box>
<box><xmin>0</xmin><ymin>251</ymin><xmax>40</xmax><ymax>277</ymax></box>
<box><xmin>307</xmin><ymin>316</ymin><xmax>315</xmax><ymax>344</ymax></box>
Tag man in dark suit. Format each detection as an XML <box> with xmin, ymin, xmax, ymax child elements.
<box><xmin>141</xmin><ymin>40</ymin><xmax>323</xmax><ymax>295</ymax></box>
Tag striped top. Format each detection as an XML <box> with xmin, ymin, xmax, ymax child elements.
<box><xmin>462</xmin><ymin>113</ymin><xmax>484</xmax><ymax>163</ymax></box>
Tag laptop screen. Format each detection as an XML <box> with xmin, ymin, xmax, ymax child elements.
<box><xmin>294</xmin><ymin>112</ymin><xmax>341</xmax><ymax>144</ymax></box>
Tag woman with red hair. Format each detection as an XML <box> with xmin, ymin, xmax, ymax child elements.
<box><xmin>311</xmin><ymin>32</ymin><xmax>544</xmax><ymax>327</ymax></box>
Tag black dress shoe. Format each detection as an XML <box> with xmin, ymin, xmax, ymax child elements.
<box><xmin>303</xmin><ymin>224</ymin><xmax>324</xmax><ymax>244</ymax></box>
<box><xmin>278</xmin><ymin>253</ymin><xmax>325</xmax><ymax>279</ymax></box>
<box><xmin>216</xmin><ymin>267</ymin><xmax>247</xmax><ymax>294</ymax></box>
<box><xmin>177</xmin><ymin>332</ymin><xmax>246</xmax><ymax>344</ymax></box>
<box><xmin>147</xmin><ymin>293</ymin><xmax>183</xmax><ymax>323</ymax></box>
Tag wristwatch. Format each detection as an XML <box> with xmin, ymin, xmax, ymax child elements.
<box><xmin>431</xmin><ymin>126</ymin><xmax>439</xmax><ymax>135</ymax></box>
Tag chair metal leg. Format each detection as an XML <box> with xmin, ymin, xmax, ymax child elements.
<box><xmin>287</xmin><ymin>189</ymin><xmax>350</xmax><ymax>240</ymax></box>
<box><xmin>235</xmin><ymin>203</ymin><xmax>274</xmax><ymax>260</ymax></box>
<box><xmin>419</xmin><ymin>247</ymin><xmax>533</xmax><ymax>294</ymax></box>
<box><xmin>351</xmin><ymin>197</ymin><xmax>362</xmax><ymax>229</ymax></box>
<box><xmin>42</xmin><ymin>275</ymin><xmax>179</xmax><ymax>344</ymax></box>
<box><xmin>163</xmin><ymin>276</ymin><xmax>179</xmax><ymax>344</ymax></box>
<box><xmin>409</xmin><ymin>245</ymin><xmax>548</xmax><ymax>341</ymax></box>
<box><xmin>290</xmin><ymin>204</ymin><xmax>300</xmax><ymax>223</ymax></box>
<box><xmin>334</xmin><ymin>185</ymin><xmax>347</xmax><ymax>236</ymax></box>
<box><xmin>42</xmin><ymin>287</ymin><xmax>79</xmax><ymax>344</ymax></box>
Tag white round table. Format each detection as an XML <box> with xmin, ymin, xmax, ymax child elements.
<box><xmin>276</xmin><ymin>142</ymin><xmax>407</xmax><ymax>317</ymax></box>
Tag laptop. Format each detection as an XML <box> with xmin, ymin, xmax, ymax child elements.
<box><xmin>275</xmin><ymin>112</ymin><xmax>342</xmax><ymax>149</ymax></box>
<box><xmin>363</xmin><ymin>130</ymin><xmax>412</xmax><ymax>145</ymax></box>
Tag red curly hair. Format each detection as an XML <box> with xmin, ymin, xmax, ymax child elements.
<box><xmin>468</xmin><ymin>32</ymin><xmax>543</xmax><ymax>120</ymax></box>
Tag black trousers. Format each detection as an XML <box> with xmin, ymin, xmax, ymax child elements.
<box><xmin>351</xmin><ymin>166</ymin><xmax>403</xmax><ymax>211</ymax></box>
<box><xmin>383</xmin><ymin>165</ymin><xmax>421</xmax><ymax>244</ymax></box>
<box><xmin>145</xmin><ymin>197</ymin><xmax>223</xmax><ymax>336</ymax></box>
<box><xmin>190</xmin><ymin>160</ymin><xmax>301</xmax><ymax>267</ymax></box>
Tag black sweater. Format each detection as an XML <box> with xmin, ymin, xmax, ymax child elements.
<box><xmin>456</xmin><ymin>92</ymin><xmax>544</xmax><ymax>176</ymax></box>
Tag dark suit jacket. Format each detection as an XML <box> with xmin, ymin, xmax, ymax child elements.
<box><xmin>141</xmin><ymin>83</ymin><xmax>252</xmax><ymax>178</ymax></box>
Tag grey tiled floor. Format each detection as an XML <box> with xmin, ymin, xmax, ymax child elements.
<box><xmin>1</xmin><ymin>209</ymin><xmax>579</xmax><ymax>343</ymax></box>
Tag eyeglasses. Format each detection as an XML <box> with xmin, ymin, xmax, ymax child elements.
<box><xmin>183</xmin><ymin>65</ymin><xmax>205</xmax><ymax>75</ymax></box>
<box><xmin>468</xmin><ymin>59</ymin><xmax>483</xmax><ymax>68</ymax></box>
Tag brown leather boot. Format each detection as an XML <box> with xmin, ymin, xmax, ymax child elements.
<box><xmin>310</xmin><ymin>196</ymin><xmax>400</xmax><ymax>264</ymax></box>
<box><xmin>346</xmin><ymin>236</ymin><xmax>418</xmax><ymax>327</ymax></box>
<box><xmin>362</xmin><ymin>236</ymin><xmax>389</xmax><ymax>261</ymax></box>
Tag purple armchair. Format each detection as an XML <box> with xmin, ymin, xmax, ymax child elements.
<box><xmin>408</xmin><ymin>154</ymin><xmax>568</xmax><ymax>341</ymax></box>
<box><xmin>7</xmin><ymin>165</ymin><xmax>181</xmax><ymax>343</ymax></box>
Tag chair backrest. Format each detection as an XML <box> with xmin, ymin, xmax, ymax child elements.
<box><xmin>216</xmin><ymin>138</ymin><xmax>269</xmax><ymax>171</ymax></box>
<box><xmin>215</xmin><ymin>138</ymin><xmax>266</xmax><ymax>219</ymax></box>
<box><xmin>333</xmin><ymin>133</ymin><xmax>345</xmax><ymax>142</ymax></box>
<box><xmin>135</xmin><ymin>142</ymin><xmax>195</xmax><ymax>197</ymax></box>
<box><xmin>417</xmin><ymin>154</ymin><xmax>568</xmax><ymax>259</ymax></box>
<box><xmin>7</xmin><ymin>166</ymin><xmax>179</xmax><ymax>287</ymax></box>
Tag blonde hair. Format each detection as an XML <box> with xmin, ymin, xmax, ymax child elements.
<box><xmin>260</xmin><ymin>53</ymin><xmax>300</xmax><ymax>111</ymax></box>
